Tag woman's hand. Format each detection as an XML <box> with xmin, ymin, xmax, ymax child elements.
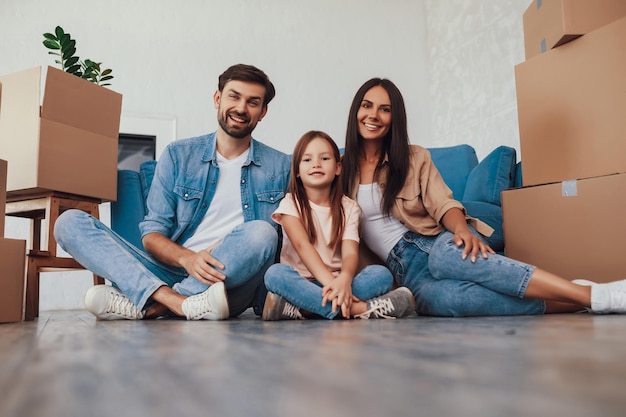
<box><xmin>322</xmin><ymin>273</ymin><xmax>354</xmax><ymax>318</ymax></box>
<box><xmin>452</xmin><ymin>229</ymin><xmax>495</xmax><ymax>262</ymax></box>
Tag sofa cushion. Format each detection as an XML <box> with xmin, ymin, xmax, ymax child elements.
<box><xmin>462</xmin><ymin>146</ymin><xmax>516</xmax><ymax>206</ymax></box>
<box><xmin>110</xmin><ymin>170</ymin><xmax>146</xmax><ymax>250</ymax></box>
<box><xmin>429</xmin><ymin>144</ymin><xmax>479</xmax><ymax>200</ymax></box>
<box><xmin>139</xmin><ymin>160</ymin><xmax>157</xmax><ymax>203</ymax></box>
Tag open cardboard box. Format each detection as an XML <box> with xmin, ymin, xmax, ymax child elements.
<box><xmin>523</xmin><ymin>0</ymin><xmax>626</xmax><ymax>59</ymax></box>
<box><xmin>0</xmin><ymin>66</ymin><xmax>122</xmax><ymax>201</ymax></box>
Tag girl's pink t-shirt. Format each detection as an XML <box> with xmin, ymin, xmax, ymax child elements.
<box><xmin>272</xmin><ymin>193</ymin><xmax>361</xmax><ymax>280</ymax></box>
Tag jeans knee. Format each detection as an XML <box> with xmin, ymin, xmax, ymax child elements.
<box><xmin>243</xmin><ymin>221</ymin><xmax>278</xmax><ymax>251</ymax></box>
<box><xmin>369</xmin><ymin>264</ymin><xmax>394</xmax><ymax>288</ymax></box>
<box><xmin>428</xmin><ymin>234</ymin><xmax>461</xmax><ymax>279</ymax></box>
<box><xmin>264</xmin><ymin>263</ymin><xmax>289</xmax><ymax>291</ymax></box>
<box><xmin>54</xmin><ymin>209</ymin><xmax>89</xmax><ymax>243</ymax></box>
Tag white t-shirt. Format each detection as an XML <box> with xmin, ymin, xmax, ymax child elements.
<box><xmin>357</xmin><ymin>183</ymin><xmax>408</xmax><ymax>261</ymax></box>
<box><xmin>183</xmin><ymin>150</ymin><xmax>248</xmax><ymax>252</ymax></box>
<box><xmin>272</xmin><ymin>193</ymin><xmax>361</xmax><ymax>280</ymax></box>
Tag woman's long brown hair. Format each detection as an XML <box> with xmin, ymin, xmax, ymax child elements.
<box><xmin>341</xmin><ymin>78</ymin><xmax>410</xmax><ymax>216</ymax></box>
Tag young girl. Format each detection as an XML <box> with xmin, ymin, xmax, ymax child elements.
<box><xmin>340</xmin><ymin>77</ymin><xmax>626</xmax><ymax>317</ymax></box>
<box><xmin>262</xmin><ymin>130</ymin><xmax>415</xmax><ymax>320</ymax></box>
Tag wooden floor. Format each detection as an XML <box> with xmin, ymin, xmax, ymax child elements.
<box><xmin>1</xmin><ymin>309</ymin><xmax>625</xmax><ymax>417</ymax></box>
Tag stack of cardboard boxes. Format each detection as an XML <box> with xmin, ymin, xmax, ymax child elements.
<box><xmin>0</xmin><ymin>65</ymin><xmax>122</xmax><ymax>321</ymax></box>
<box><xmin>0</xmin><ymin>159</ymin><xmax>26</xmax><ymax>323</ymax></box>
<box><xmin>503</xmin><ymin>0</ymin><xmax>626</xmax><ymax>282</ymax></box>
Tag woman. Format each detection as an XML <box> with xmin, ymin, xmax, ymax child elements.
<box><xmin>340</xmin><ymin>77</ymin><xmax>626</xmax><ymax>317</ymax></box>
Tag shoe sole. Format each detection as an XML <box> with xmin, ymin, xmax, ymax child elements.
<box><xmin>209</xmin><ymin>282</ymin><xmax>230</xmax><ymax>320</ymax></box>
<box><xmin>262</xmin><ymin>292</ymin><xmax>280</xmax><ymax>321</ymax></box>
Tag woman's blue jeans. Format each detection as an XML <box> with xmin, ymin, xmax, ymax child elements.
<box><xmin>264</xmin><ymin>263</ymin><xmax>393</xmax><ymax>319</ymax></box>
<box><xmin>54</xmin><ymin>209</ymin><xmax>277</xmax><ymax>316</ymax></box>
<box><xmin>386</xmin><ymin>230</ymin><xmax>546</xmax><ymax>317</ymax></box>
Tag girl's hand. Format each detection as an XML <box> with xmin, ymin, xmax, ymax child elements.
<box><xmin>322</xmin><ymin>273</ymin><xmax>353</xmax><ymax>318</ymax></box>
<box><xmin>452</xmin><ymin>229</ymin><xmax>495</xmax><ymax>262</ymax></box>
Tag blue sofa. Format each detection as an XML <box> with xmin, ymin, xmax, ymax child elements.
<box><xmin>111</xmin><ymin>144</ymin><xmax>519</xmax><ymax>254</ymax></box>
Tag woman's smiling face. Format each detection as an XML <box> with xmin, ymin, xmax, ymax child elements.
<box><xmin>356</xmin><ymin>85</ymin><xmax>392</xmax><ymax>141</ymax></box>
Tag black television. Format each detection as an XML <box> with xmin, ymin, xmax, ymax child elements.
<box><xmin>118</xmin><ymin>133</ymin><xmax>156</xmax><ymax>171</ymax></box>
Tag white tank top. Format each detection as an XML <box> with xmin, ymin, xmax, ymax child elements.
<box><xmin>357</xmin><ymin>183</ymin><xmax>409</xmax><ymax>261</ymax></box>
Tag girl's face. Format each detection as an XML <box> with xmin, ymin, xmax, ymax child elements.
<box><xmin>298</xmin><ymin>137</ymin><xmax>341</xmax><ymax>190</ymax></box>
<box><xmin>356</xmin><ymin>85</ymin><xmax>392</xmax><ymax>141</ymax></box>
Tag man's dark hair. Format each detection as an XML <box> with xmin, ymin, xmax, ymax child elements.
<box><xmin>218</xmin><ymin>64</ymin><xmax>276</xmax><ymax>106</ymax></box>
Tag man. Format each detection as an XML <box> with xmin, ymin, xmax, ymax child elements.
<box><xmin>54</xmin><ymin>64</ymin><xmax>291</xmax><ymax>320</ymax></box>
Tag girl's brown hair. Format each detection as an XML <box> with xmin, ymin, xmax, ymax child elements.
<box><xmin>290</xmin><ymin>130</ymin><xmax>345</xmax><ymax>249</ymax></box>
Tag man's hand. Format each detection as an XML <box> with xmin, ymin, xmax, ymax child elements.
<box><xmin>179</xmin><ymin>242</ymin><xmax>226</xmax><ymax>284</ymax></box>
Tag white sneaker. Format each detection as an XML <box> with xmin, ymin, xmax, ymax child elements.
<box><xmin>181</xmin><ymin>281</ymin><xmax>229</xmax><ymax>320</ymax></box>
<box><xmin>84</xmin><ymin>285</ymin><xmax>144</xmax><ymax>320</ymax></box>
<box><xmin>573</xmin><ymin>279</ymin><xmax>626</xmax><ymax>314</ymax></box>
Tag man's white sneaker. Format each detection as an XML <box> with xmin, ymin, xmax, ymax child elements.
<box><xmin>181</xmin><ymin>281</ymin><xmax>229</xmax><ymax>320</ymax></box>
<box><xmin>84</xmin><ymin>285</ymin><xmax>144</xmax><ymax>320</ymax></box>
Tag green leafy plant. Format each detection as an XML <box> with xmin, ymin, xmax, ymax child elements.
<box><xmin>42</xmin><ymin>26</ymin><xmax>114</xmax><ymax>86</ymax></box>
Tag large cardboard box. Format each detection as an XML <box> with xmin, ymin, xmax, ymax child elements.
<box><xmin>0</xmin><ymin>238</ymin><xmax>26</xmax><ymax>323</ymax></box>
<box><xmin>0</xmin><ymin>158</ymin><xmax>26</xmax><ymax>323</ymax></box>
<box><xmin>523</xmin><ymin>0</ymin><xmax>626</xmax><ymax>59</ymax></box>
<box><xmin>0</xmin><ymin>66</ymin><xmax>122</xmax><ymax>201</ymax></box>
<box><xmin>515</xmin><ymin>16</ymin><xmax>626</xmax><ymax>187</ymax></box>
<box><xmin>503</xmin><ymin>173</ymin><xmax>626</xmax><ymax>283</ymax></box>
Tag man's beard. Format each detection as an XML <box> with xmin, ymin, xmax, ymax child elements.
<box><xmin>218</xmin><ymin>112</ymin><xmax>256</xmax><ymax>139</ymax></box>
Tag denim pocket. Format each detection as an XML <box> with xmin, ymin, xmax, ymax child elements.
<box><xmin>402</xmin><ymin>231</ymin><xmax>437</xmax><ymax>254</ymax></box>
<box><xmin>256</xmin><ymin>190</ymin><xmax>284</xmax><ymax>204</ymax></box>
<box><xmin>173</xmin><ymin>185</ymin><xmax>202</xmax><ymax>222</ymax></box>
<box><xmin>255</xmin><ymin>190</ymin><xmax>285</xmax><ymax>222</ymax></box>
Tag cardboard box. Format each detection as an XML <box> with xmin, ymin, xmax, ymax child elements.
<box><xmin>503</xmin><ymin>174</ymin><xmax>626</xmax><ymax>283</ymax></box>
<box><xmin>515</xmin><ymin>16</ymin><xmax>626</xmax><ymax>187</ymax></box>
<box><xmin>0</xmin><ymin>238</ymin><xmax>26</xmax><ymax>323</ymax></box>
<box><xmin>0</xmin><ymin>66</ymin><xmax>122</xmax><ymax>201</ymax></box>
<box><xmin>523</xmin><ymin>0</ymin><xmax>626</xmax><ymax>59</ymax></box>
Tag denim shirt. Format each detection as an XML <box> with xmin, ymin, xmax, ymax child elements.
<box><xmin>139</xmin><ymin>132</ymin><xmax>291</xmax><ymax>246</ymax></box>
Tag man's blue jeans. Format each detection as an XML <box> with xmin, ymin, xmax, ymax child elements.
<box><xmin>54</xmin><ymin>209</ymin><xmax>277</xmax><ymax>316</ymax></box>
<box><xmin>264</xmin><ymin>263</ymin><xmax>393</xmax><ymax>319</ymax></box>
<box><xmin>386</xmin><ymin>230</ymin><xmax>546</xmax><ymax>317</ymax></box>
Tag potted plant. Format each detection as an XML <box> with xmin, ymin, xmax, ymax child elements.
<box><xmin>42</xmin><ymin>25</ymin><xmax>114</xmax><ymax>86</ymax></box>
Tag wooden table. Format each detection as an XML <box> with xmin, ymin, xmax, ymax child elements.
<box><xmin>6</xmin><ymin>192</ymin><xmax>104</xmax><ymax>321</ymax></box>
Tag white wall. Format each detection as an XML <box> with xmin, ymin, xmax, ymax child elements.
<box><xmin>0</xmin><ymin>0</ymin><xmax>532</xmax><ymax>310</ymax></box>
<box><xmin>0</xmin><ymin>0</ymin><xmax>429</xmax><ymax>153</ymax></box>
<box><xmin>424</xmin><ymin>0</ymin><xmax>530</xmax><ymax>160</ymax></box>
